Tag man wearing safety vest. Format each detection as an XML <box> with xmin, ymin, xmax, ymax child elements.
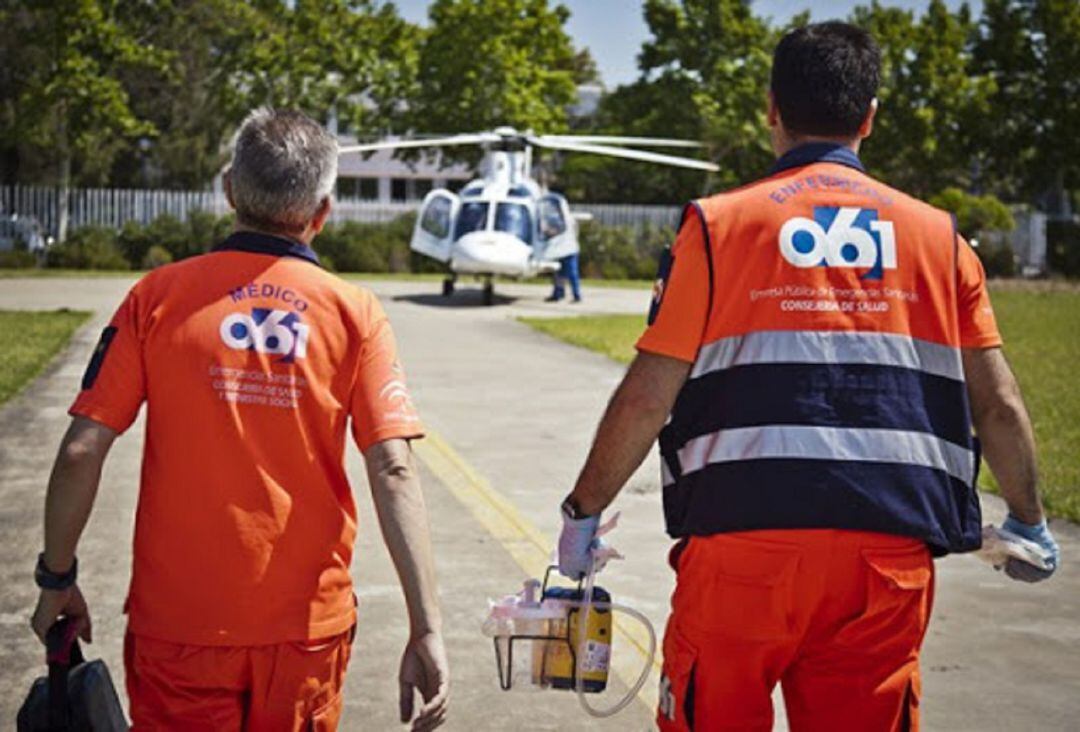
<box><xmin>557</xmin><ymin>21</ymin><xmax>1059</xmax><ymax>731</ymax></box>
<box><xmin>30</xmin><ymin>109</ymin><xmax>448</xmax><ymax>730</ymax></box>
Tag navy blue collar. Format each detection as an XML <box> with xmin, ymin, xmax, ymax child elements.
<box><xmin>213</xmin><ymin>231</ymin><xmax>321</xmax><ymax>267</ymax></box>
<box><xmin>769</xmin><ymin>142</ymin><xmax>865</xmax><ymax>175</ymax></box>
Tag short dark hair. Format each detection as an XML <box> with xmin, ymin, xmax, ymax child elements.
<box><xmin>770</xmin><ymin>22</ymin><xmax>881</xmax><ymax>138</ymax></box>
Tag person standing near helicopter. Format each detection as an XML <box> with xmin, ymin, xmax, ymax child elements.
<box><xmin>546</xmin><ymin>252</ymin><xmax>583</xmax><ymax>303</ymax></box>
<box><xmin>556</xmin><ymin>21</ymin><xmax>1058</xmax><ymax>731</ymax></box>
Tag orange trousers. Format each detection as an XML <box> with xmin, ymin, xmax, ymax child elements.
<box><xmin>124</xmin><ymin>627</ymin><xmax>353</xmax><ymax>731</ymax></box>
<box><xmin>657</xmin><ymin>530</ymin><xmax>934</xmax><ymax>732</ymax></box>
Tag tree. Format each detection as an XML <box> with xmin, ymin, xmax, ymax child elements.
<box><xmin>236</xmin><ymin>0</ymin><xmax>419</xmax><ymax>134</ymax></box>
<box><xmin>556</xmin><ymin>73</ymin><xmax>706</xmax><ymax>203</ymax></box>
<box><xmin>852</xmin><ymin>0</ymin><xmax>994</xmax><ymax>197</ymax></box>
<box><xmin>110</xmin><ymin>0</ymin><xmax>419</xmax><ymax>189</ymax></box>
<box><xmin>973</xmin><ymin>0</ymin><xmax>1080</xmax><ymax>212</ymax></box>
<box><xmin>0</xmin><ymin>0</ymin><xmax>167</xmax><ymax>238</ymax></box>
<box><xmin>412</xmin><ymin>0</ymin><xmax>579</xmax><ymax>136</ymax></box>
<box><xmin>107</xmin><ymin>0</ymin><xmax>261</xmax><ymax>189</ymax></box>
<box><xmin>638</xmin><ymin>0</ymin><xmax>779</xmax><ymax>189</ymax></box>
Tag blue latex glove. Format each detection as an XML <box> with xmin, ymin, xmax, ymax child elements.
<box><xmin>1001</xmin><ymin>515</ymin><xmax>1060</xmax><ymax>583</ymax></box>
<box><xmin>558</xmin><ymin>507</ymin><xmax>600</xmax><ymax>580</ymax></box>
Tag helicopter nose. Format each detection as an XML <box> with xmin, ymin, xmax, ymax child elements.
<box><xmin>451</xmin><ymin>233</ymin><xmax>532</xmax><ymax>276</ymax></box>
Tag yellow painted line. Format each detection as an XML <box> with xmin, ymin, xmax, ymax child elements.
<box><xmin>414</xmin><ymin>429</ymin><xmax>661</xmax><ymax>715</ymax></box>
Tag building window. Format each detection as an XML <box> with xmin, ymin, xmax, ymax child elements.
<box><xmin>414</xmin><ymin>179</ymin><xmax>434</xmax><ymax>199</ymax></box>
<box><xmin>359</xmin><ymin>178</ymin><xmax>378</xmax><ymax>200</ymax></box>
<box><xmin>337</xmin><ymin>177</ymin><xmax>359</xmax><ymax>199</ymax></box>
<box><xmin>391</xmin><ymin>178</ymin><xmax>408</xmax><ymax>201</ymax></box>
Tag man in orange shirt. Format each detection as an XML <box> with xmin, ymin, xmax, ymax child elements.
<box><xmin>30</xmin><ymin>108</ymin><xmax>448</xmax><ymax>731</ymax></box>
<box><xmin>557</xmin><ymin>22</ymin><xmax>1058</xmax><ymax>731</ymax></box>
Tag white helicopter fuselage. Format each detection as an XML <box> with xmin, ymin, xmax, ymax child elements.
<box><xmin>339</xmin><ymin>126</ymin><xmax>716</xmax><ymax>303</ymax></box>
<box><xmin>409</xmin><ymin>150</ymin><xmax>578</xmax><ymax>279</ymax></box>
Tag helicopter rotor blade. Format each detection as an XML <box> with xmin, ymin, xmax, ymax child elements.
<box><xmin>537</xmin><ymin>135</ymin><xmax>704</xmax><ymax>148</ymax></box>
<box><xmin>526</xmin><ymin>136</ymin><xmax>719</xmax><ymax>172</ymax></box>
<box><xmin>339</xmin><ymin>133</ymin><xmax>500</xmax><ymax>154</ymax></box>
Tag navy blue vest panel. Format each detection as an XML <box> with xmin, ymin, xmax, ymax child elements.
<box><xmin>670</xmin><ymin>363</ymin><xmax>975</xmax><ymax>449</ymax></box>
<box><xmin>661</xmin><ymin>457</ymin><xmax>982</xmax><ymax>557</ymax></box>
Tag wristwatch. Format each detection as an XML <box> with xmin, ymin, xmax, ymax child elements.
<box><xmin>35</xmin><ymin>553</ymin><xmax>77</xmax><ymax>591</ymax></box>
<box><xmin>561</xmin><ymin>493</ymin><xmax>595</xmax><ymax>520</ymax></box>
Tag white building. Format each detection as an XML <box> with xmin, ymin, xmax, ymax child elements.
<box><xmin>335</xmin><ymin>138</ymin><xmax>473</xmax><ymax>203</ymax></box>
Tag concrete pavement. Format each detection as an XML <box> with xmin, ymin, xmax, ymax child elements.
<box><xmin>1</xmin><ymin>274</ymin><xmax>1078</xmax><ymax>730</ymax></box>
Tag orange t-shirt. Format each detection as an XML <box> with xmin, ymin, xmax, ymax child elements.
<box><xmin>70</xmin><ymin>232</ymin><xmax>423</xmax><ymax>645</ymax></box>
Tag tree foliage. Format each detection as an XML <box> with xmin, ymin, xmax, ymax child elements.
<box><xmin>412</xmin><ymin>0</ymin><xmax>579</xmax><ymax>135</ymax></box>
<box><xmin>0</xmin><ymin>0</ymin><xmax>168</xmax><ymax>186</ymax></box>
<box><xmin>854</xmin><ymin>0</ymin><xmax>994</xmax><ymax>197</ymax></box>
<box><xmin>1</xmin><ymin>0</ymin><xmax>419</xmax><ymax>190</ymax></box>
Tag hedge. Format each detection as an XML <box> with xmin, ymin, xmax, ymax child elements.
<box><xmin>23</xmin><ymin>211</ymin><xmax>675</xmax><ymax>280</ymax></box>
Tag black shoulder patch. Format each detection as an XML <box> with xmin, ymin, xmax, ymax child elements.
<box><xmin>648</xmin><ymin>248</ymin><xmax>674</xmax><ymax>325</ymax></box>
<box><xmin>81</xmin><ymin>326</ymin><xmax>118</xmax><ymax>390</ymax></box>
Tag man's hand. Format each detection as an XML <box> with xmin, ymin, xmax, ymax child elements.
<box><xmin>399</xmin><ymin>631</ymin><xmax>449</xmax><ymax>731</ymax></box>
<box><xmin>1001</xmin><ymin>515</ymin><xmax>1060</xmax><ymax>583</ymax></box>
<box><xmin>31</xmin><ymin>585</ymin><xmax>91</xmax><ymax>644</ymax></box>
<box><xmin>558</xmin><ymin>509</ymin><xmax>600</xmax><ymax>580</ymax></box>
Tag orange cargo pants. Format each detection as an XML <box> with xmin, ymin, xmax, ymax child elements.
<box><xmin>124</xmin><ymin>627</ymin><xmax>353</xmax><ymax>731</ymax></box>
<box><xmin>657</xmin><ymin>530</ymin><xmax>934</xmax><ymax>732</ymax></box>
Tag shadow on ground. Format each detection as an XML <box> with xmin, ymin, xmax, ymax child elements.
<box><xmin>393</xmin><ymin>291</ymin><xmax>518</xmax><ymax>308</ymax></box>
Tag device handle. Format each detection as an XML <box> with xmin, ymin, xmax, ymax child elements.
<box><xmin>45</xmin><ymin>619</ymin><xmax>84</xmax><ymax>729</ymax></box>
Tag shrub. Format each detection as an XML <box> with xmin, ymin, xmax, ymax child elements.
<box><xmin>313</xmin><ymin>214</ymin><xmax>417</xmax><ymax>273</ymax></box>
<box><xmin>0</xmin><ymin>249</ymin><xmax>38</xmax><ymax>268</ymax></box>
<box><xmin>142</xmin><ymin>245</ymin><xmax>174</xmax><ymax>269</ymax></box>
<box><xmin>1047</xmin><ymin>219</ymin><xmax>1080</xmax><ymax>278</ymax></box>
<box><xmin>578</xmin><ymin>221</ymin><xmax>674</xmax><ymax>280</ymax></box>
<box><xmin>117</xmin><ymin>211</ymin><xmax>233</xmax><ymax>269</ymax></box>
<box><xmin>929</xmin><ymin>188</ymin><xmax>1015</xmax><ymax>239</ymax></box>
<box><xmin>47</xmin><ymin>226</ymin><xmax>129</xmax><ymax>270</ymax></box>
<box><xmin>973</xmin><ymin>236</ymin><xmax>1017</xmax><ymax>278</ymax></box>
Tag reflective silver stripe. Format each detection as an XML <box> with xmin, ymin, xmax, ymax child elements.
<box><xmin>661</xmin><ymin>459</ymin><xmax>675</xmax><ymax>488</ymax></box>
<box><xmin>676</xmin><ymin>425</ymin><xmax>975</xmax><ymax>484</ymax></box>
<box><xmin>691</xmin><ymin>331</ymin><xmax>963</xmax><ymax>381</ymax></box>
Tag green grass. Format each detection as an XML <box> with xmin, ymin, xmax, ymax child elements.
<box><xmin>520</xmin><ymin>286</ymin><xmax>1080</xmax><ymax>522</ymax></box>
<box><xmin>521</xmin><ymin>314</ymin><xmax>644</xmax><ymax>364</ymax></box>
<box><xmin>982</xmin><ymin>288</ymin><xmax>1080</xmax><ymax>521</ymax></box>
<box><xmin>0</xmin><ymin>268</ymin><xmax>137</xmax><ymax>279</ymax></box>
<box><xmin>0</xmin><ymin>310</ymin><xmax>92</xmax><ymax>406</ymax></box>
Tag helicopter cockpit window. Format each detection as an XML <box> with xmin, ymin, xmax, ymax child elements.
<box><xmin>455</xmin><ymin>202</ymin><xmax>489</xmax><ymax>239</ymax></box>
<box><xmin>538</xmin><ymin>199</ymin><xmax>567</xmax><ymax>239</ymax></box>
<box><xmin>462</xmin><ymin>185</ymin><xmax>484</xmax><ymax>196</ymax></box>
<box><xmin>495</xmin><ymin>203</ymin><xmax>533</xmax><ymax>246</ymax></box>
<box><xmin>509</xmin><ymin>185</ymin><xmax>531</xmax><ymax>197</ymax></box>
<box><xmin>420</xmin><ymin>196</ymin><xmax>452</xmax><ymax>239</ymax></box>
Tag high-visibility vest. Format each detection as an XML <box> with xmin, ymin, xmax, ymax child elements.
<box><xmin>659</xmin><ymin>143</ymin><xmax>981</xmax><ymax>556</ymax></box>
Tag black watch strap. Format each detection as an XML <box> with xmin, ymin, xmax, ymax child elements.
<box><xmin>561</xmin><ymin>493</ymin><xmax>594</xmax><ymax>520</ymax></box>
<box><xmin>35</xmin><ymin>553</ymin><xmax>77</xmax><ymax>591</ymax></box>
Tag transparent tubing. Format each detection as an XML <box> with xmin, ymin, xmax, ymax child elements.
<box><xmin>574</xmin><ymin>553</ymin><xmax>658</xmax><ymax>718</ymax></box>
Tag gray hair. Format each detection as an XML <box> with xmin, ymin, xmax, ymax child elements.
<box><xmin>226</xmin><ymin>108</ymin><xmax>338</xmax><ymax>234</ymax></box>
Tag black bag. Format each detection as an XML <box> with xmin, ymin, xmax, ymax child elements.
<box><xmin>17</xmin><ymin>619</ymin><xmax>129</xmax><ymax>731</ymax></box>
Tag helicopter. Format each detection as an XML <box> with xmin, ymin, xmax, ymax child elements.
<box><xmin>339</xmin><ymin>127</ymin><xmax>718</xmax><ymax>305</ymax></box>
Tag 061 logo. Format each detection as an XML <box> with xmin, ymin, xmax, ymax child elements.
<box><xmin>220</xmin><ymin>308</ymin><xmax>310</xmax><ymax>361</ymax></box>
<box><xmin>779</xmin><ymin>206</ymin><xmax>897</xmax><ymax>280</ymax></box>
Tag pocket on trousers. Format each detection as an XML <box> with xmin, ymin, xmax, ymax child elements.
<box><xmin>307</xmin><ymin>692</ymin><xmax>343</xmax><ymax>732</ymax></box>
<box><xmin>675</xmin><ymin>535</ymin><xmax>801</xmax><ymax>640</ymax></box>
<box><xmin>858</xmin><ymin>545</ymin><xmax>933</xmax><ymax>650</ymax></box>
<box><xmin>657</xmin><ymin>627</ymin><xmax>697</xmax><ymax>732</ymax></box>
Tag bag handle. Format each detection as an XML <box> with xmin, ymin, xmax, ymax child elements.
<box><xmin>45</xmin><ymin>619</ymin><xmax>84</xmax><ymax>730</ymax></box>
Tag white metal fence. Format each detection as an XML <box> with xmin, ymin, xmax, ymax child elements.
<box><xmin>0</xmin><ymin>185</ymin><xmax>682</xmax><ymax>240</ymax></box>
